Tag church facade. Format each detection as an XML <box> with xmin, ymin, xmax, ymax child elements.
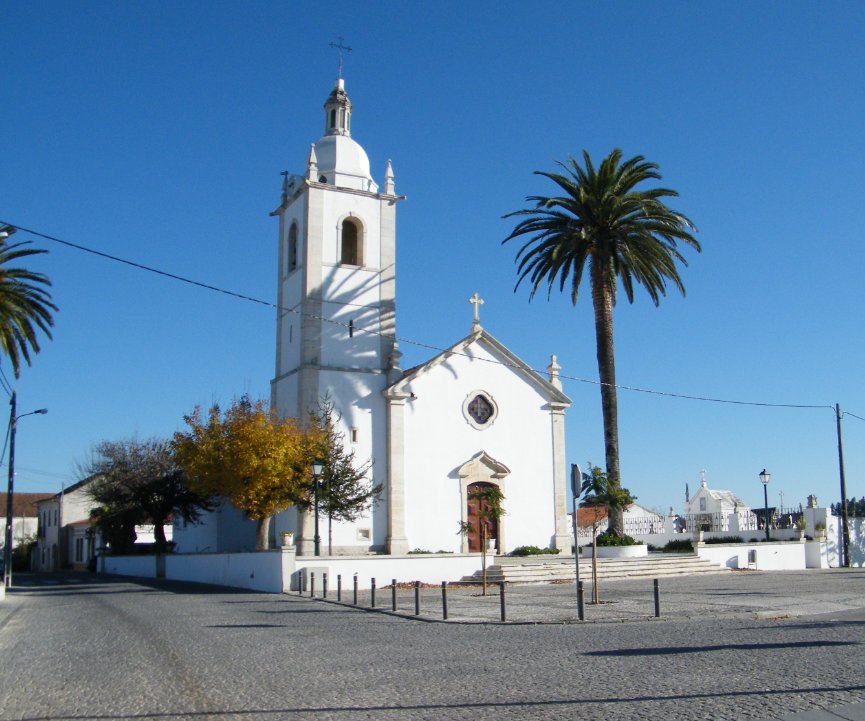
<box><xmin>170</xmin><ymin>76</ymin><xmax>568</xmax><ymax>558</ymax></box>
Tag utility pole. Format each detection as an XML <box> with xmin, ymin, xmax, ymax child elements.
<box><xmin>836</xmin><ymin>403</ymin><xmax>850</xmax><ymax>568</ymax></box>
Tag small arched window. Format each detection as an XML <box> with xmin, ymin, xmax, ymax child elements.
<box><xmin>340</xmin><ymin>219</ymin><xmax>362</xmax><ymax>266</ymax></box>
<box><xmin>329</xmin><ymin>109</ymin><xmax>336</xmax><ymax>129</ymax></box>
<box><xmin>287</xmin><ymin>223</ymin><xmax>298</xmax><ymax>273</ymax></box>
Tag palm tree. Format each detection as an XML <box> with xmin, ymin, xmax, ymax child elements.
<box><xmin>0</xmin><ymin>229</ymin><xmax>57</xmax><ymax>377</ymax></box>
<box><xmin>503</xmin><ymin>149</ymin><xmax>699</xmax><ymax>535</ymax></box>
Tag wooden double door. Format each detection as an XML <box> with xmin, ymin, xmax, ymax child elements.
<box><xmin>466</xmin><ymin>481</ymin><xmax>499</xmax><ymax>553</ymax></box>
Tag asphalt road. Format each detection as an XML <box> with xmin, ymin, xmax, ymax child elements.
<box><xmin>2</xmin><ymin>571</ymin><xmax>865</xmax><ymax>721</ymax></box>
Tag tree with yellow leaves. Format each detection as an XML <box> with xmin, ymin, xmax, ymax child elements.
<box><xmin>173</xmin><ymin>396</ymin><xmax>316</xmax><ymax>550</ymax></box>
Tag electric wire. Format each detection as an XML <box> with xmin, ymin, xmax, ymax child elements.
<box><xmin>0</xmin><ymin>367</ymin><xmax>12</xmax><ymax>398</ymax></box>
<box><xmin>1</xmin><ymin>219</ymin><xmax>858</xmax><ymax>417</ymax></box>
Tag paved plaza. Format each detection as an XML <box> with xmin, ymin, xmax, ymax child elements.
<box><xmin>1</xmin><ymin>570</ymin><xmax>864</xmax><ymax>721</ymax></box>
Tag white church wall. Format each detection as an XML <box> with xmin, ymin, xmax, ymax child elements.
<box><xmin>401</xmin><ymin>341</ymin><xmax>560</xmax><ymax>554</ymax></box>
<box><xmin>308</xmin><ymin>368</ymin><xmax>388</xmax><ymax>552</ymax></box>
<box><xmin>172</xmin><ymin>513</ymin><xmax>219</xmax><ymax>554</ymax></box>
<box><xmin>320</xmin><ymin>294</ymin><xmax>381</xmax><ymax>368</ymax></box>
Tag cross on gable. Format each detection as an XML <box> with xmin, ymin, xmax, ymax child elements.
<box><xmin>469</xmin><ymin>292</ymin><xmax>484</xmax><ymax>327</ymax></box>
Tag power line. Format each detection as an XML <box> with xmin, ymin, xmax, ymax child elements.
<box><xmin>1</xmin><ymin>219</ymin><xmax>858</xmax><ymax>417</ymax></box>
<box><xmin>0</xmin><ymin>367</ymin><xmax>12</xmax><ymax>398</ymax></box>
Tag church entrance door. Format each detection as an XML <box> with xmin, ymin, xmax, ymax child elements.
<box><xmin>466</xmin><ymin>482</ymin><xmax>499</xmax><ymax>553</ymax></box>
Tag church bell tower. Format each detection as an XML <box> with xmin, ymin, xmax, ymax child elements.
<box><xmin>270</xmin><ymin>77</ymin><xmax>402</xmax><ymax>553</ymax></box>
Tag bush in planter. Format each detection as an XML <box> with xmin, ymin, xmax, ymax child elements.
<box><xmin>595</xmin><ymin>531</ymin><xmax>642</xmax><ymax>547</ymax></box>
<box><xmin>660</xmin><ymin>539</ymin><xmax>694</xmax><ymax>552</ymax></box>
<box><xmin>510</xmin><ymin>545</ymin><xmax>561</xmax><ymax>557</ymax></box>
<box><xmin>705</xmin><ymin>536</ymin><xmax>744</xmax><ymax>544</ymax></box>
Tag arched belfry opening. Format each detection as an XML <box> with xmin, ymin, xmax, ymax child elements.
<box><xmin>340</xmin><ymin>218</ymin><xmax>362</xmax><ymax>266</ymax></box>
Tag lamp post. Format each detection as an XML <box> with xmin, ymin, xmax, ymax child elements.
<box><xmin>4</xmin><ymin>392</ymin><xmax>48</xmax><ymax>588</ymax></box>
<box><xmin>759</xmin><ymin>468</ymin><xmax>771</xmax><ymax>542</ymax></box>
<box><xmin>311</xmin><ymin>459</ymin><xmax>324</xmax><ymax>557</ymax></box>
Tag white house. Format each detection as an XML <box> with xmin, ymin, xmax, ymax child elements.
<box><xmin>35</xmin><ymin>479</ymin><xmax>97</xmax><ymax>571</ymax></box>
<box><xmin>1</xmin><ymin>492</ymin><xmax>51</xmax><ymax>555</ymax></box>
<box><xmin>175</xmin><ymin>75</ymin><xmax>573</xmax><ymax>557</ymax></box>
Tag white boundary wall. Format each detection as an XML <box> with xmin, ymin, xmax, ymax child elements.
<box><xmin>96</xmin><ymin>549</ymin><xmax>485</xmax><ymax>594</ymax></box>
<box><xmin>166</xmin><ymin>551</ymin><xmax>293</xmax><ymax>593</ymax></box>
<box><xmin>697</xmin><ymin>540</ymin><xmax>808</xmax><ymax>570</ymax></box>
<box><xmin>100</xmin><ymin>554</ymin><xmax>159</xmax><ymax>578</ymax></box>
<box><xmin>292</xmin><ymin>553</ymin><xmax>484</xmax><ymax>591</ymax></box>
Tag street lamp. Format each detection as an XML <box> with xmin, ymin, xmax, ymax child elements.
<box><xmin>759</xmin><ymin>468</ymin><xmax>771</xmax><ymax>542</ymax></box>
<box><xmin>4</xmin><ymin>392</ymin><xmax>48</xmax><ymax>589</ymax></box>
<box><xmin>311</xmin><ymin>459</ymin><xmax>324</xmax><ymax>557</ymax></box>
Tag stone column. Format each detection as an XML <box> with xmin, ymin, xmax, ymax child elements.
<box><xmin>550</xmin><ymin>402</ymin><xmax>572</xmax><ymax>554</ymax></box>
<box><xmin>296</xmin><ymin>507</ymin><xmax>315</xmax><ymax>557</ymax></box>
<box><xmin>384</xmin><ymin>390</ymin><xmax>410</xmax><ymax>555</ymax></box>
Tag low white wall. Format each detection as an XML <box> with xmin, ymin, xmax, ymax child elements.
<box><xmin>805</xmin><ymin>540</ymin><xmax>831</xmax><ymax>568</ymax></box>
<box><xmin>166</xmin><ymin>551</ymin><xmax>290</xmax><ymax>593</ymax></box>
<box><xmin>587</xmin><ymin>545</ymin><xmax>648</xmax><ymax>559</ymax></box>
<box><xmin>292</xmin><ymin>553</ymin><xmax>485</xmax><ymax>591</ymax></box>
<box><xmin>697</xmin><ymin>541</ymin><xmax>806</xmax><ymax>570</ymax></box>
<box><xmin>100</xmin><ymin>549</ymin><xmax>294</xmax><ymax>593</ymax></box>
<box><xmin>100</xmin><ymin>555</ymin><xmax>158</xmax><ymax>578</ymax></box>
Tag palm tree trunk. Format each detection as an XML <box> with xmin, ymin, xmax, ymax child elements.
<box><xmin>591</xmin><ymin>262</ymin><xmax>623</xmax><ymax>536</ymax></box>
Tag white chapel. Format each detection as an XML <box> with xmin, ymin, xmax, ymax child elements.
<box><xmin>265</xmin><ymin>76</ymin><xmax>573</xmax><ymax>557</ymax></box>
<box><xmin>174</xmin><ymin>77</ymin><xmax>573</xmax><ymax>557</ymax></box>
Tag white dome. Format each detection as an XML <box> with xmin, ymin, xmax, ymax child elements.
<box><xmin>313</xmin><ymin>134</ymin><xmax>378</xmax><ymax>192</ymax></box>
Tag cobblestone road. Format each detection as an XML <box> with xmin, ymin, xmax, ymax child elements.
<box><xmin>1</xmin><ymin>571</ymin><xmax>864</xmax><ymax>721</ymax></box>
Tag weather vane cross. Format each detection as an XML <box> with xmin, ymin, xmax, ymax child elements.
<box><xmin>329</xmin><ymin>37</ymin><xmax>352</xmax><ymax>79</ymax></box>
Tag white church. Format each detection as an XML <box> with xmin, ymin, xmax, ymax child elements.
<box><xmin>177</xmin><ymin>76</ymin><xmax>573</xmax><ymax>557</ymax></box>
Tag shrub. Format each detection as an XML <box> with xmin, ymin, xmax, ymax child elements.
<box><xmin>660</xmin><ymin>539</ymin><xmax>694</xmax><ymax>553</ymax></box>
<box><xmin>705</xmin><ymin>536</ymin><xmax>744</xmax><ymax>544</ymax></box>
<box><xmin>408</xmin><ymin>548</ymin><xmax>432</xmax><ymax>554</ymax></box>
<box><xmin>509</xmin><ymin>545</ymin><xmax>561</xmax><ymax>557</ymax></box>
<box><xmin>595</xmin><ymin>531</ymin><xmax>642</xmax><ymax>547</ymax></box>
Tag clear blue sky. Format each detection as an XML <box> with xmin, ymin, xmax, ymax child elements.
<box><xmin>2</xmin><ymin>1</ymin><xmax>863</xmax><ymax>515</ymax></box>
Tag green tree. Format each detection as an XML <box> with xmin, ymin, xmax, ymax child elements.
<box><xmin>84</xmin><ymin>438</ymin><xmax>215</xmax><ymax>554</ymax></box>
<box><xmin>580</xmin><ymin>464</ymin><xmax>634</xmax><ymax>603</ymax></box>
<box><xmin>304</xmin><ymin>399</ymin><xmax>381</xmax><ymax>554</ymax></box>
<box><xmin>0</xmin><ymin>229</ymin><xmax>57</xmax><ymax>376</ymax></box>
<box><xmin>503</xmin><ymin>149</ymin><xmax>699</xmax><ymax>535</ymax></box>
<box><xmin>173</xmin><ymin>397</ymin><xmax>312</xmax><ymax>550</ymax></box>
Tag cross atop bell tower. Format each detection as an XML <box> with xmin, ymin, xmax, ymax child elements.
<box><xmin>329</xmin><ymin>37</ymin><xmax>352</xmax><ymax>79</ymax></box>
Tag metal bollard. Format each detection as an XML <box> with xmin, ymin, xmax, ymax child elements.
<box><xmin>653</xmin><ymin>578</ymin><xmax>660</xmax><ymax>618</ymax></box>
<box><xmin>337</xmin><ymin>574</ymin><xmax>342</xmax><ymax>602</ymax></box>
<box><xmin>499</xmin><ymin>581</ymin><xmax>507</xmax><ymax>622</ymax></box>
<box><xmin>441</xmin><ymin>581</ymin><xmax>448</xmax><ymax>620</ymax></box>
<box><xmin>392</xmin><ymin>579</ymin><xmax>397</xmax><ymax>612</ymax></box>
<box><xmin>371</xmin><ymin>578</ymin><xmax>376</xmax><ymax>607</ymax></box>
<box><xmin>310</xmin><ymin>572</ymin><xmax>315</xmax><ymax>598</ymax></box>
<box><xmin>577</xmin><ymin>580</ymin><xmax>585</xmax><ymax>621</ymax></box>
<box><xmin>414</xmin><ymin>581</ymin><xmax>421</xmax><ymax>616</ymax></box>
<box><xmin>353</xmin><ymin>574</ymin><xmax>358</xmax><ymax>605</ymax></box>
<box><xmin>323</xmin><ymin>573</ymin><xmax>328</xmax><ymax>599</ymax></box>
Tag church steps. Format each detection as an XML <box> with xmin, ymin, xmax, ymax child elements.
<box><xmin>458</xmin><ymin>553</ymin><xmax>728</xmax><ymax>585</ymax></box>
